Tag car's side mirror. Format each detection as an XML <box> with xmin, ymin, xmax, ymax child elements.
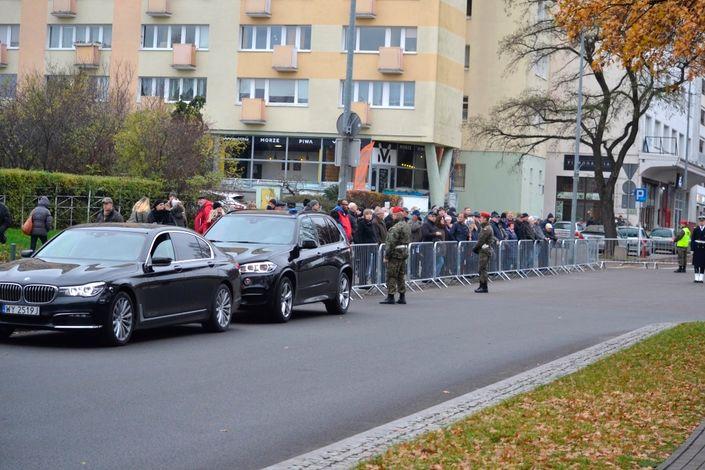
<box><xmin>20</xmin><ymin>250</ymin><xmax>33</xmax><ymax>258</ymax></box>
<box><xmin>151</xmin><ymin>257</ymin><xmax>173</xmax><ymax>267</ymax></box>
<box><xmin>300</xmin><ymin>239</ymin><xmax>317</xmax><ymax>250</ymax></box>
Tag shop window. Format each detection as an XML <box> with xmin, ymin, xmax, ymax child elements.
<box><xmin>453</xmin><ymin>164</ymin><xmax>466</xmax><ymax>191</ymax></box>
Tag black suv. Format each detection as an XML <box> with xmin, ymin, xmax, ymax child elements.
<box><xmin>206</xmin><ymin>211</ymin><xmax>353</xmax><ymax>322</ymax></box>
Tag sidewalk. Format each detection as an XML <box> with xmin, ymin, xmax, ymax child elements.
<box><xmin>660</xmin><ymin>421</ymin><xmax>705</xmax><ymax>469</ymax></box>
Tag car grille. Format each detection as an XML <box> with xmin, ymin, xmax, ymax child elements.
<box><xmin>0</xmin><ymin>283</ymin><xmax>22</xmax><ymax>302</ymax></box>
<box><xmin>23</xmin><ymin>285</ymin><xmax>58</xmax><ymax>304</ymax></box>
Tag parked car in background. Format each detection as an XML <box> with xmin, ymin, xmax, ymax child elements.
<box><xmin>553</xmin><ymin>221</ymin><xmax>585</xmax><ymax>240</ymax></box>
<box><xmin>206</xmin><ymin>211</ymin><xmax>353</xmax><ymax>323</ymax></box>
<box><xmin>649</xmin><ymin>227</ymin><xmax>676</xmax><ymax>254</ymax></box>
<box><xmin>581</xmin><ymin>225</ymin><xmax>606</xmax><ymax>252</ymax></box>
<box><xmin>0</xmin><ymin>225</ymin><xmax>240</xmax><ymax>346</ymax></box>
<box><xmin>617</xmin><ymin>226</ymin><xmax>653</xmax><ymax>256</ymax></box>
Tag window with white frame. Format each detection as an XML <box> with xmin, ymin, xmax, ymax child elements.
<box><xmin>0</xmin><ymin>74</ymin><xmax>17</xmax><ymax>99</ymax></box>
<box><xmin>141</xmin><ymin>25</ymin><xmax>209</xmax><ymax>50</ymax></box>
<box><xmin>464</xmin><ymin>45</ymin><xmax>470</xmax><ymax>69</ymax></box>
<box><xmin>48</xmin><ymin>25</ymin><xmax>112</xmax><ymax>49</ymax></box>
<box><xmin>240</xmin><ymin>25</ymin><xmax>311</xmax><ymax>51</ymax></box>
<box><xmin>139</xmin><ymin>77</ymin><xmax>207</xmax><ymax>102</ymax></box>
<box><xmin>462</xmin><ymin>96</ymin><xmax>468</xmax><ymax>120</ymax></box>
<box><xmin>0</xmin><ymin>25</ymin><xmax>19</xmax><ymax>48</ymax></box>
<box><xmin>238</xmin><ymin>78</ymin><xmax>309</xmax><ymax>105</ymax></box>
<box><xmin>343</xmin><ymin>27</ymin><xmax>417</xmax><ymax>52</ymax></box>
<box><xmin>343</xmin><ymin>80</ymin><xmax>415</xmax><ymax>108</ymax></box>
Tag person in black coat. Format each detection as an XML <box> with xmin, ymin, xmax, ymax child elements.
<box><xmin>449</xmin><ymin>212</ymin><xmax>469</xmax><ymax>242</ymax></box>
<box><xmin>0</xmin><ymin>201</ymin><xmax>11</xmax><ymax>244</ymax></box>
<box><xmin>354</xmin><ymin>209</ymin><xmax>380</xmax><ymax>244</ymax></box>
<box><xmin>421</xmin><ymin>212</ymin><xmax>444</xmax><ymax>242</ymax></box>
<box><xmin>148</xmin><ymin>200</ymin><xmax>177</xmax><ymax>225</ymax></box>
<box><xmin>691</xmin><ymin>215</ymin><xmax>705</xmax><ymax>283</ymax></box>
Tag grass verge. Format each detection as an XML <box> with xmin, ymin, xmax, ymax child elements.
<box><xmin>361</xmin><ymin>322</ymin><xmax>705</xmax><ymax>469</ymax></box>
<box><xmin>0</xmin><ymin>228</ymin><xmax>59</xmax><ymax>261</ymax></box>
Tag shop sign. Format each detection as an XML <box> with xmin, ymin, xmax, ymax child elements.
<box><xmin>373</xmin><ymin>143</ymin><xmax>398</xmax><ymax>166</ymax></box>
<box><xmin>256</xmin><ymin>136</ymin><xmax>285</xmax><ymax>146</ymax></box>
<box><xmin>563</xmin><ymin>155</ymin><xmax>614</xmax><ymax>172</ymax></box>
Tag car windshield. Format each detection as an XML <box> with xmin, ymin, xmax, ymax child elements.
<box><xmin>651</xmin><ymin>229</ymin><xmax>672</xmax><ymax>237</ymax></box>
<box><xmin>618</xmin><ymin>227</ymin><xmax>646</xmax><ymax>238</ymax></box>
<box><xmin>553</xmin><ymin>222</ymin><xmax>571</xmax><ymax>229</ymax></box>
<box><xmin>207</xmin><ymin>215</ymin><xmax>296</xmax><ymax>245</ymax></box>
<box><xmin>36</xmin><ymin>230</ymin><xmax>147</xmax><ymax>262</ymax></box>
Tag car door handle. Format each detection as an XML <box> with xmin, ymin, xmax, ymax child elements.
<box><xmin>208</xmin><ymin>261</ymin><xmax>215</xmax><ymax>268</ymax></box>
<box><xmin>173</xmin><ymin>264</ymin><xmax>183</xmax><ymax>273</ymax></box>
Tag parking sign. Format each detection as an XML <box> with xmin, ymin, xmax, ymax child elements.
<box><xmin>635</xmin><ymin>188</ymin><xmax>647</xmax><ymax>203</ymax></box>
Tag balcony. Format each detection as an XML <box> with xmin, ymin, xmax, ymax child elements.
<box><xmin>272</xmin><ymin>45</ymin><xmax>298</xmax><ymax>72</ymax></box>
<box><xmin>642</xmin><ymin>136</ymin><xmax>679</xmax><ymax>156</ymax></box>
<box><xmin>241</xmin><ymin>98</ymin><xmax>266</xmax><ymax>125</ymax></box>
<box><xmin>74</xmin><ymin>44</ymin><xmax>101</xmax><ymax>69</ymax></box>
<box><xmin>356</xmin><ymin>0</ymin><xmax>376</xmax><ymax>18</ymax></box>
<box><xmin>146</xmin><ymin>0</ymin><xmax>172</xmax><ymax>17</ymax></box>
<box><xmin>352</xmin><ymin>102</ymin><xmax>371</xmax><ymax>128</ymax></box>
<box><xmin>378</xmin><ymin>47</ymin><xmax>404</xmax><ymax>74</ymax></box>
<box><xmin>52</xmin><ymin>0</ymin><xmax>77</xmax><ymax>18</ymax></box>
<box><xmin>172</xmin><ymin>43</ymin><xmax>196</xmax><ymax>70</ymax></box>
<box><xmin>245</xmin><ymin>0</ymin><xmax>272</xmax><ymax>17</ymax></box>
<box><xmin>0</xmin><ymin>43</ymin><xmax>7</xmax><ymax>68</ymax></box>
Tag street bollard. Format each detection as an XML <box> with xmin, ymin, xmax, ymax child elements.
<box><xmin>9</xmin><ymin>243</ymin><xmax>16</xmax><ymax>261</ymax></box>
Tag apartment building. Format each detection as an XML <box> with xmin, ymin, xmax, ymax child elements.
<box><xmin>0</xmin><ymin>0</ymin><xmax>466</xmax><ymax>206</ymax></box>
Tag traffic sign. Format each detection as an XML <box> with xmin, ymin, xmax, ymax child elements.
<box><xmin>635</xmin><ymin>188</ymin><xmax>647</xmax><ymax>203</ymax></box>
<box><xmin>336</xmin><ymin>112</ymin><xmax>362</xmax><ymax>137</ymax></box>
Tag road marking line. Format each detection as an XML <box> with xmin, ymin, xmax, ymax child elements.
<box><xmin>266</xmin><ymin>323</ymin><xmax>676</xmax><ymax>470</ymax></box>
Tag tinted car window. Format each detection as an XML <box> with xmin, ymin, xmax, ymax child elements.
<box><xmin>197</xmin><ymin>237</ymin><xmax>213</xmax><ymax>258</ymax></box>
<box><xmin>172</xmin><ymin>232</ymin><xmax>205</xmax><ymax>260</ymax></box>
<box><xmin>325</xmin><ymin>218</ymin><xmax>345</xmax><ymax>243</ymax></box>
<box><xmin>312</xmin><ymin>217</ymin><xmax>333</xmax><ymax>245</ymax></box>
<box><xmin>299</xmin><ymin>216</ymin><xmax>318</xmax><ymax>245</ymax></box>
<box><xmin>651</xmin><ymin>229</ymin><xmax>672</xmax><ymax>237</ymax></box>
<box><xmin>37</xmin><ymin>230</ymin><xmax>147</xmax><ymax>262</ymax></box>
<box><xmin>151</xmin><ymin>233</ymin><xmax>176</xmax><ymax>260</ymax></box>
<box><xmin>207</xmin><ymin>215</ymin><xmax>296</xmax><ymax>245</ymax></box>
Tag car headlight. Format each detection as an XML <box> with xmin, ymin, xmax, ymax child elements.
<box><xmin>240</xmin><ymin>262</ymin><xmax>277</xmax><ymax>274</ymax></box>
<box><xmin>60</xmin><ymin>282</ymin><xmax>106</xmax><ymax>297</ymax></box>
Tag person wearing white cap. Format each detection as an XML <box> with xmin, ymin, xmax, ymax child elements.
<box><xmin>691</xmin><ymin>215</ymin><xmax>705</xmax><ymax>283</ymax></box>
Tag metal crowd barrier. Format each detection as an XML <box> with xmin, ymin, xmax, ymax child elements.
<box><xmin>351</xmin><ymin>239</ymin><xmax>602</xmax><ymax>294</ymax></box>
<box><xmin>599</xmin><ymin>238</ymin><xmax>679</xmax><ymax>268</ymax></box>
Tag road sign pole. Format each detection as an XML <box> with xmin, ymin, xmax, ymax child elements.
<box><xmin>570</xmin><ymin>32</ymin><xmax>585</xmax><ymax>263</ymax></box>
<box><xmin>338</xmin><ymin>0</ymin><xmax>357</xmax><ymax>201</ymax></box>
<box><xmin>684</xmin><ymin>80</ymin><xmax>692</xmax><ymax>221</ymax></box>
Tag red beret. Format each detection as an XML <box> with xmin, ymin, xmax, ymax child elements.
<box><xmin>392</xmin><ymin>206</ymin><xmax>404</xmax><ymax>214</ymax></box>
<box><xmin>680</xmin><ymin>220</ymin><xmax>688</xmax><ymax>225</ymax></box>
<box><xmin>480</xmin><ymin>211</ymin><xmax>491</xmax><ymax>218</ymax></box>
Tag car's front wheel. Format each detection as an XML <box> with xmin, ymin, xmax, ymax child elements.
<box><xmin>325</xmin><ymin>272</ymin><xmax>351</xmax><ymax>315</ymax></box>
<box><xmin>102</xmin><ymin>292</ymin><xmax>135</xmax><ymax>346</ymax></box>
<box><xmin>0</xmin><ymin>326</ymin><xmax>14</xmax><ymax>340</ymax></box>
<box><xmin>203</xmin><ymin>284</ymin><xmax>232</xmax><ymax>332</ymax></box>
<box><xmin>269</xmin><ymin>276</ymin><xmax>294</xmax><ymax>323</ymax></box>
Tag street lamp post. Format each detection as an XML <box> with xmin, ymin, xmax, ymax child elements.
<box><xmin>683</xmin><ymin>81</ymin><xmax>692</xmax><ymax>221</ymax></box>
<box><xmin>570</xmin><ymin>32</ymin><xmax>585</xmax><ymax>256</ymax></box>
<box><xmin>337</xmin><ymin>0</ymin><xmax>357</xmax><ymax>201</ymax></box>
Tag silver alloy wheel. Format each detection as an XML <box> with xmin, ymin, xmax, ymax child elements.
<box><xmin>215</xmin><ymin>287</ymin><xmax>232</xmax><ymax>328</ymax></box>
<box><xmin>280</xmin><ymin>281</ymin><xmax>293</xmax><ymax>319</ymax></box>
<box><xmin>112</xmin><ymin>296</ymin><xmax>133</xmax><ymax>342</ymax></box>
<box><xmin>338</xmin><ymin>275</ymin><xmax>350</xmax><ymax>310</ymax></box>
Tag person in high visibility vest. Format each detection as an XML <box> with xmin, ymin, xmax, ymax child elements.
<box><xmin>674</xmin><ymin>220</ymin><xmax>691</xmax><ymax>273</ymax></box>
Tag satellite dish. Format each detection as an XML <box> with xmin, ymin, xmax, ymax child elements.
<box><xmin>336</xmin><ymin>112</ymin><xmax>363</xmax><ymax>137</ymax></box>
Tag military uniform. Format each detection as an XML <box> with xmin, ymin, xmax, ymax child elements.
<box><xmin>473</xmin><ymin>220</ymin><xmax>495</xmax><ymax>293</ymax></box>
<box><xmin>381</xmin><ymin>217</ymin><xmax>411</xmax><ymax>304</ymax></box>
<box><xmin>691</xmin><ymin>220</ymin><xmax>705</xmax><ymax>283</ymax></box>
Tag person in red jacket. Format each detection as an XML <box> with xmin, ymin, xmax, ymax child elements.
<box><xmin>332</xmin><ymin>204</ymin><xmax>352</xmax><ymax>242</ymax></box>
<box><xmin>194</xmin><ymin>196</ymin><xmax>213</xmax><ymax>234</ymax></box>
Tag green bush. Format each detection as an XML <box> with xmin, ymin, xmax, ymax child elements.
<box><xmin>346</xmin><ymin>190</ymin><xmax>402</xmax><ymax>210</ymax></box>
<box><xmin>0</xmin><ymin>168</ymin><xmax>164</xmax><ymax>228</ymax></box>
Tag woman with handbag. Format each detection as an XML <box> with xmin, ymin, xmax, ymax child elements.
<box><xmin>26</xmin><ymin>196</ymin><xmax>53</xmax><ymax>252</ymax></box>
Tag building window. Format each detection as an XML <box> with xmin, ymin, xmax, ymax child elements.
<box><xmin>48</xmin><ymin>25</ymin><xmax>112</xmax><ymax>49</ymax></box>
<box><xmin>238</xmin><ymin>78</ymin><xmax>309</xmax><ymax>106</ymax></box>
<box><xmin>464</xmin><ymin>45</ymin><xmax>470</xmax><ymax>70</ymax></box>
<box><xmin>453</xmin><ymin>163</ymin><xmax>466</xmax><ymax>191</ymax></box>
<box><xmin>701</xmin><ymin>108</ymin><xmax>705</xmax><ymax>126</ymax></box>
<box><xmin>534</xmin><ymin>55</ymin><xmax>548</xmax><ymax>79</ymax></box>
<box><xmin>139</xmin><ymin>77</ymin><xmax>207</xmax><ymax>102</ymax></box>
<box><xmin>462</xmin><ymin>96</ymin><xmax>469</xmax><ymax>120</ymax></box>
<box><xmin>466</xmin><ymin>0</ymin><xmax>473</xmax><ymax>17</ymax></box>
<box><xmin>141</xmin><ymin>25</ymin><xmax>209</xmax><ymax>50</ymax></box>
<box><xmin>0</xmin><ymin>74</ymin><xmax>17</xmax><ymax>99</ymax></box>
<box><xmin>343</xmin><ymin>80</ymin><xmax>415</xmax><ymax>108</ymax></box>
<box><xmin>90</xmin><ymin>76</ymin><xmax>109</xmax><ymax>101</ymax></box>
<box><xmin>700</xmin><ymin>139</ymin><xmax>705</xmax><ymax>155</ymax></box>
<box><xmin>0</xmin><ymin>25</ymin><xmax>19</xmax><ymax>48</ymax></box>
<box><xmin>343</xmin><ymin>27</ymin><xmax>417</xmax><ymax>53</ymax></box>
<box><xmin>240</xmin><ymin>25</ymin><xmax>311</xmax><ymax>51</ymax></box>
<box><xmin>537</xmin><ymin>0</ymin><xmax>547</xmax><ymax>21</ymax></box>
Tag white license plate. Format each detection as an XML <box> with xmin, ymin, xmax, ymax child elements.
<box><xmin>1</xmin><ymin>305</ymin><xmax>40</xmax><ymax>316</ymax></box>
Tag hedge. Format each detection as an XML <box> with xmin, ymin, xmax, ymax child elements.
<box><xmin>0</xmin><ymin>169</ymin><xmax>164</xmax><ymax>229</ymax></box>
<box><xmin>346</xmin><ymin>190</ymin><xmax>402</xmax><ymax>210</ymax></box>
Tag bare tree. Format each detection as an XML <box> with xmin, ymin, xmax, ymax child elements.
<box><xmin>474</xmin><ymin>0</ymin><xmax>696</xmax><ymax>237</ymax></box>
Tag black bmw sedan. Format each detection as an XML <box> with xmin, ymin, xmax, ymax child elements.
<box><xmin>206</xmin><ymin>211</ymin><xmax>353</xmax><ymax>322</ymax></box>
<box><xmin>0</xmin><ymin>224</ymin><xmax>240</xmax><ymax>346</ymax></box>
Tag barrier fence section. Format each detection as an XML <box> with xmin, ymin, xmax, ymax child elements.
<box><xmin>599</xmin><ymin>238</ymin><xmax>679</xmax><ymax>267</ymax></box>
<box><xmin>352</xmin><ymin>239</ymin><xmax>601</xmax><ymax>293</ymax></box>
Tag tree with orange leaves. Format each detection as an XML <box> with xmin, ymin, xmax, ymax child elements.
<box><xmin>476</xmin><ymin>0</ymin><xmax>702</xmax><ymax>237</ymax></box>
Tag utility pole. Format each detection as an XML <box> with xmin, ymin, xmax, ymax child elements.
<box><xmin>338</xmin><ymin>0</ymin><xmax>357</xmax><ymax>201</ymax></box>
<box><xmin>684</xmin><ymin>80</ymin><xmax>692</xmax><ymax>221</ymax></box>
<box><xmin>570</xmin><ymin>32</ymin><xmax>585</xmax><ymax>253</ymax></box>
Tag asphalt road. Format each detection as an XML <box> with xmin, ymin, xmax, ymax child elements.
<box><xmin>1</xmin><ymin>268</ymin><xmax>704</xmax><ymax>470</ymax></box>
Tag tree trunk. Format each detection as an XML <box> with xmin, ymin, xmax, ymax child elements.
<box><xmin>599</xmin><ymin>189</ymin><xmax>617</xmax><ymax>238</ymax></box>
<box><xmin>424</xmin><ymin>144</ymin><xmax>453</xmax><ymax>208</ymax></box>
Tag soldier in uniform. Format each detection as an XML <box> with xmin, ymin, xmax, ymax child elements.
<box><xmin>380</xmin><ymin>206</ymin><xmax>411</xmax><ymax>305</ymax></box>
<box><xmin>691</xmin><ymin>215</ymin><xmax>705</xmax><ymax>283</ymax></box>
<box><xmin>473</xmin><ymin>211</ymin><xmax>495</xmax><ymax>293</ymax></box>
<box><xmin>673</xmin><ymin>220</ymin><xmax>691</xmax><ymax>273</ymax></box>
